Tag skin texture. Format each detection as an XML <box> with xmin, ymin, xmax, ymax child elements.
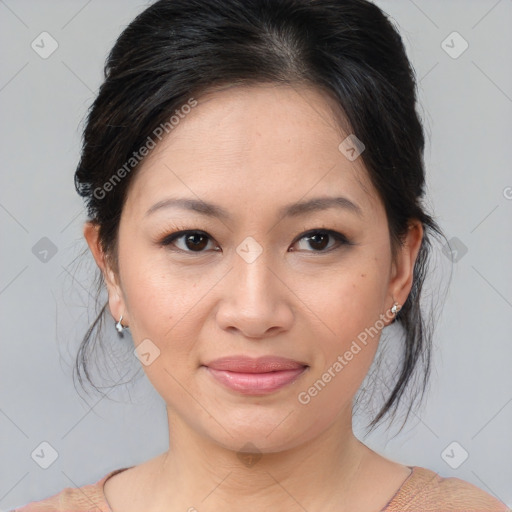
<box><xmin>85</xmin><ymin>84</ymin><xmax>423</xmax><ymax>511</ymax></box>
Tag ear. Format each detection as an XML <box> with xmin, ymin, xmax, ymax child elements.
<box><xmin>83</xmin><ymin>222</ymin><xmax>129</xmax><ymax>326</ymax></box>
<box><xmin>387</xmin><ymin>219</ymin><xmax>423</xmax><ymax>317</ymax></box>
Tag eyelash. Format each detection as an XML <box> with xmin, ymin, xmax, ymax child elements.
<box><xmin>157</xmin><ymin>226</ymin><xmax>352</xmax><ymax>254</ymax></box>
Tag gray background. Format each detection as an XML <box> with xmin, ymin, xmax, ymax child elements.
<box><xmin>1</xmin><ymin>0</ymin><xmax>511</xmax><ymax>509</ymax></box>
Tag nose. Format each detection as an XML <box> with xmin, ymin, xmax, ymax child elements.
<box><xmin>215</xmin><ymin>249</ymin><xmax>294</xmax><ymax>339</ymax></box>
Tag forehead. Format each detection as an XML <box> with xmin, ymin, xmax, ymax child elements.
<box><xmin>124</xmin><ymin>84</ymin><xmax>381</xmax><ymax>220</ymax></box>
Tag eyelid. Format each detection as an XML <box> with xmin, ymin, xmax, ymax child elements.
<box><xmin>292</xmin><ymin>228</ymin><xmax>350</xmax><ymax>244</ymax></box>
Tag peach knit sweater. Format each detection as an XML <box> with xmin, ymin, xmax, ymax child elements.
<box><xmin>11</xmin><ymin>465</ymin><xmax>510</xmax><ymax>511</ymax></box>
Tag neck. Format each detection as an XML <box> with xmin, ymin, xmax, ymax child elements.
<box><xmin>150</xmin><ymin>407</ymin><xmax>367</xmax><ymax>511</ymax></box>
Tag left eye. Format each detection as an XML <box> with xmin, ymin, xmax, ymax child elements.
<box><xmin>291</xmin><ymin>230</ymin><xmax>349</xmax><ymax>252</ymax></box>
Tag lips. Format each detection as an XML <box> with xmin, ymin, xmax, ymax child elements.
<box><xmin>203</xmin><ymin>356</ymin><xmax>308</xmax><ymax>395</ymax></box>
<box><xmin>205</xmin><ymin>355</ymin><xmax>307</xmax><ymax>373</ymax></box>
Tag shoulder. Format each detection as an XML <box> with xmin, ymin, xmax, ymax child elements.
<box><xmin>383</xmin><ymin>466</ymin><xmax>510</xmax><ymax>511</ymax></box>
<box><xmin>9</xmin><ymin>468</ymin><xmax>131</xmax><ymax>512</ymax></box>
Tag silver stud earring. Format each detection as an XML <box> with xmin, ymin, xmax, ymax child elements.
<box><xmin>115</xmin><ymin>315</ymin><xmax>125</xmax><ymax>333</ymax></box>
<box><xmin>391</xmin><ymin>302</ymin><xmax>401</xmax><ymax>315</ymax></box>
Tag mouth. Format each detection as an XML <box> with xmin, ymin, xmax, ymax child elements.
<box><xmin>202</xmin><ymin>356</ymin><xmax>309</xmax><ymax>395</ymax></box>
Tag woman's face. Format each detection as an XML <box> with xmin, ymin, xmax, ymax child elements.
<box><xmin>94</xmin><ymin>84</ymin><xmax>421</xmax><ymax>453</ymax></box>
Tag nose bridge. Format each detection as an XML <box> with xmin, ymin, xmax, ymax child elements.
<box><xmin>232</xmin><ymin>242</ymin><xmax>276</xmax><ymax>305</ymax></box>
<box><xmin>215</xmin><ymin>239</ymin><xmax>293</xmax><ymax>337</ymax></box>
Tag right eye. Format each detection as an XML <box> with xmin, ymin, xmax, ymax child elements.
<box><xmin>160</xmin><ymin>230</ymin><xmax>220</xmax><ymax>253</ymax></box>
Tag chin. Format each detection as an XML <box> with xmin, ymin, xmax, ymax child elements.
<box><xmin>196</xmin><ymin>407</ymin><xmax>325</xmax><ymax>455</ymax></box>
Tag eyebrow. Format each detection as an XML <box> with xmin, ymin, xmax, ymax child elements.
<box><xmin>145</xmin><ymin>195</ymin><xmax>363</xmax><ymax>219</ymax></box>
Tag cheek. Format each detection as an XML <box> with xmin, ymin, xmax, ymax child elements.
<box><xmin>295</xmin><ymin>275</ymin><xmax>387</xmax><ymax>419</ymax></box>
<box><xmin>123</xmin><ymin>272</ymin><xmax>174</xmax><ymax>334</ymax></box>
<box><xmin>299</xmin><ymin>263</ymin><xmax>389</xmax><ymax>381</ymax></box>
<box><xmin>119</xmin><ymin>263</ymin><xmax>205</xmax><ymax>400</ymax></box>
<box><xmin>119</xmin><ymin>251</ymin><xmax>204</xmax><ymax>356</ymax></box>
<box><xmin>297</xmin><ymin>259</ymin><xmax>388</xmax><ymax>336</ymax></box>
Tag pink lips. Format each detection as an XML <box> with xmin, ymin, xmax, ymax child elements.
<box><xmin>203</xmin><ymin>356</ymin><xmax>308</xmax><ymax>395</ymax></box>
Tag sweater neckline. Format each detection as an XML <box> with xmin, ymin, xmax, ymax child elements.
<box><xmin>97</xmin><ymin>464</ymin><xmax>420</xmax><ymax>512</ymax></box>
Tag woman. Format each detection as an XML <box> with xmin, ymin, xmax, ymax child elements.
<box><xmin>13</xmin><ymin>0</ymin><xmax>509</xmax><ymax>510</ymax></box>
